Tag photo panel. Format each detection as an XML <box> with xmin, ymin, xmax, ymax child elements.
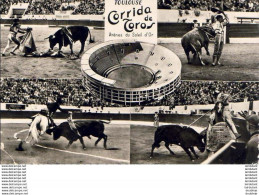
<box><xmin>0</xmin><ymin>78</ymin><xmax>130</xmax><ymax>164</ymax></box>
<box><xmin>130</xmin><ymin>80</ymin><xmax>259</xmax><ymax>164</ymax></box>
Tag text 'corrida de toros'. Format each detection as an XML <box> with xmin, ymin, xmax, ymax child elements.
<box><xmin>108</xmin><ymin>6</ymin><xmax>155</xmax><ymax>32</ymax></box>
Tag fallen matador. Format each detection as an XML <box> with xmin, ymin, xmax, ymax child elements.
<box><xmin>25</xmin><ymin>49</ymin><xmax>78</xmax><ymax>59</ymax></box>
<box><xmin>30</xmin><ymin>49</ymin><xmax>66</xmax><ymax>57</ymax></box>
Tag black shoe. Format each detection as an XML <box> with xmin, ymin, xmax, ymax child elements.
<box><xmin>1</xmin><ymin>53</ymin><xmax>6</xmax><ymax>56</ymax></box>
<box><xmin>234</xmin><ymin>133</ymin><xmax>241</xmax><ymax>139</ymax></box>
<box><xmin>10</xmin><ymin>52</ymin><xmax>16</xmax><ymax>55</ymax></box>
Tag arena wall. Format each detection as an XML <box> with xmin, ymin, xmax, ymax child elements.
<box><xmin>0</xmin><ymin>18</ymin><xmax>104</xmax><ymax>27</ymax></box>
<box><xmin>0</xmin><ymin>110</ymin><xmax>209</xmax><ymax>124</ymax></box>
<box><xmin>158</xmin><ymin>10</ymin><xmax>259</xmax><ymax>42</ymax></box>
<box><xmin>158</xmin><ymin>10</ymin><xmax>259</xmax><ymax>23</ymax></box>
<box><xmin>1</xmin><ymin>101</ymin><xmax>257</xmax><ymax>114</ymax></box>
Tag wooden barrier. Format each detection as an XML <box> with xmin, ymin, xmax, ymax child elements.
<box><xmin>0</xmin><ymin>19</ymin><xmax>104</xmax><ymax>27</ymax></box>
<box><xmin>202</xmin><ymin>140</ymin><xmax>247</xmax><ymax>164</ymax></box>
<box><xmin>228</xmin><ymin>24</ymin><xmax>259</xmax><ymax>38</ymax></box>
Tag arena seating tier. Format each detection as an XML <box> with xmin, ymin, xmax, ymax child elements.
<box><xmin>92</xmin><ymin>56</ymin><xmax>116</xmax><ymax>75</ymax></box>
<box><xmin>120</xmin><ymin>43</ymin><xmax>155</xmax><ymax>66</ymax></box>
<box><xmin>158</xmin><ymin>0</ymin><xmax>259</xmax><ymax>12</ymax></box>
<box><xmin>0</xmin><ymin>0</ymin><xmax>105</xmax><ymax>15</ymax></box>
<box><xmin>1</xmin><ymin>79</ymin><xmax>258</xmax><ymax>107</ymax></box>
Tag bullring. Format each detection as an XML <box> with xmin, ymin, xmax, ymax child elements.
<box><xmin>81</xmin><ymin>39</ymin><xmax>181</xmax><ymax>105</ymax></box>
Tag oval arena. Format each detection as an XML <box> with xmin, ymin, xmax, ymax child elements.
<box><xmin>81</xmin><ymin>40</ymin><xmax>182</xmax><ymax>105</ymax></box>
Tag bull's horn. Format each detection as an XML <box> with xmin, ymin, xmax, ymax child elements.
<box><xmin>44</xmin><ymin>36</ymin><xmax>51</xmax><ymax>40</ymax></box>
<box><xmin>44</xmin><ymin>35</ymin><xmax>55</xmax><ymax>40</ymax></box>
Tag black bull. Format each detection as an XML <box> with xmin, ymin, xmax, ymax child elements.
<box><xmin>181</xmin><ymin>26</ymin><xmax>215</xmax><ymax>66</ymax></box>
<box><xmin>150</xmin><ymin>125</ymin><xmax>205</xmax><ymax>161</ymax></box>
<box><xmin>46</xmin><ymin>26</ymin><xmax>94</xmax><ymax>55</ymax></box>
<box><xmin>46</xmin><ymin>120</ymin><xmax>108</xmax><ymax>150</ymax></box>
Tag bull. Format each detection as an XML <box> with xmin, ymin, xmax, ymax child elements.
<box><xmin>46</xmin><ymin>120</ymin><xmax>109</xmax><ymax>150</ymax></box>
<box><xmin>150</xmin><ymin>125</ymin><xmax>205</xmax><ymax>161</ymax></box>
<box><xmin>45</xmin><ymin>26</ymin><xmax>94</xmax><ymax>56</ymax></box>
<box><xmin>181</xmin><ymin>26</ymin><xmax>215</xmax><ymax>66</ymax></box>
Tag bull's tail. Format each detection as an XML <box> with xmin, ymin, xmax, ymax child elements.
<box><xmin>88</xmin><ymin>30</ymin><xmax>95</xmax><ymax>43</ymax></box>
<box><xmin>190</xmin><ymin>43</ymin><xmax>198</xmax><ymax>54</ymax></box>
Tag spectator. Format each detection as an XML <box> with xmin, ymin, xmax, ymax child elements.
<box><xmin>1</xmin><ymin>0</ymin><xmax>105</xmax><ymax>15</ymax></box>
<box><xmin>0</xmin><ymin>79</ymin><xmax>258</xmax><ymax>107</ymax></box>
<box><xmin>157</xmin><ymin>0</ymin><xmax>259</xmax><ymax>12</ymax></box>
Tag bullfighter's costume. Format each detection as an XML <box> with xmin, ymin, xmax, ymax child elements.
<box><xmin>67</xmin><ymin>112</ymin><xmax>82</xmax><ymax>137</ymax></box>
<box><xmin>2</xmin><ymin>19</ymin><xmax>28</xmax><ymax>56</ymax></box>
<box><xmin>206</xmin><ymin>93</ymin><xmax>241</xmax><ymax>152</ymax></box>
<box><xmin>154</xmin><ymin>112</ymin><xmax>159</xmax><ymax>127</ymax></box>
<box><xmin>209</xmin><ymin>93</ymin><xmax>240</xmax><ymax>137</ymax></box>
<box><xmin>211</xmin><ymin>11</ymin><xmax>229</xmax><ymax>66</ymax></box>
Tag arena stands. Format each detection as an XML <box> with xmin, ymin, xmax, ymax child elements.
<box><xmin>91</xmin><ymin>46</ymin><xmax>120</xmax><ymax>75</ymax></box>
<box><xmin>72</xmin><ymin>0</ymin><xmax>104</xmax><ymax>15</ymax></box>
<box><xmin>0</xmin><ymin>0</ymin><xmax>105</xmax><ymax>15</ymax></box>
<box><xmin>1</xmin><ymin>0</ymin><xmax>258</xmax><ymax>16</ymax></box>
<box><xmin>120</xmin><ymin>43</ymin><xmax>155</xmax><ymax>66</ymax></box>
<box><xmin>0</xmin><ymin>78</ymin><xmax>258</xmax><ymax>107</ymax></box>
<box><xmin>0</xmin><ymin>78</ymin><xmax>105</xmax><ymax>107</ymax></box>
<box><xmin>159</xmin><ymin>81</ymin><xmax>259</xmax><ymax>107</ymax></box>
<box><xmin>158</xmin><ymin>0</ymin><xmax>259</xmax><ymax>12</ymax></box>
<box><xmin>1</xmin><ymin>0</ymin><xmax>29</xmax><ymax>15</ymax></box>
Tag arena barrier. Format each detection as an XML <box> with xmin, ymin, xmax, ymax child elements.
<box><xmin>0</xmin><ymin>19</ymin><xmax>104</xmax><ymax>27</ymax></box>
<box><xmin>158</xmin><ymin>23</ymin><xmax>259</xmax><ymax>43</ymax></box>
<box><xmin>201</xmin><ymin>140</ymin><xmax>246</xmax><ymax>164</ymax></box>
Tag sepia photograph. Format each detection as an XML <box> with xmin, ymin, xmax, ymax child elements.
<box><xmin>130</xmin><ymin>80</ymin><xmax>259</xmax><ymax>164</ymax></box>
<box><xmin>0</xmin><ymin>78</ymin><xmax>130</xmax><ymax>164</ymax></box>
<box><xmin>157</xmin><ymin>0</ymin><xmax>259</xmax><ymax>81</ymax></box>
<box><xmin>1</xmin><ymin>0</ymin><xmax>258</xmax><ymax>194</ymax></box>
<box><xmin>0</xmin><ymin>0</ymin><xmax>258</xmax><ymax>167</ymax></box>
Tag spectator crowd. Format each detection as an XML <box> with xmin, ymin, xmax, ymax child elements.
<box><xmin>1</xmin><ymin>0</ymin><xmax>30</xmax><ymax>15</ymax></box>
<box><xmin>155</xmin><ymin>81</ymin><xmax>258</xmax><ymax>107</ymax></box>
<box><xmin>0</xmin><ymin>0</ymin><xmax>104</xmax><ymax>15</ymax></box>
<box><xmin>0</xmin><ymin>78</ymin><xmax>106</xmax><ymax>108</ymax></box>
<box><xmin>0</xmin><ymin>79</ymin><xmax>258</xmax><ymax>108</ymax></box>
<box><xmin>1</xmin><ymin>0</ymin><xmax>258</xmax><ymax>15</ymax></box>
<box><xmin>158</xmin><ymin>0</ymin><xmax>259</xmax><ymax>12</ymax></box>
